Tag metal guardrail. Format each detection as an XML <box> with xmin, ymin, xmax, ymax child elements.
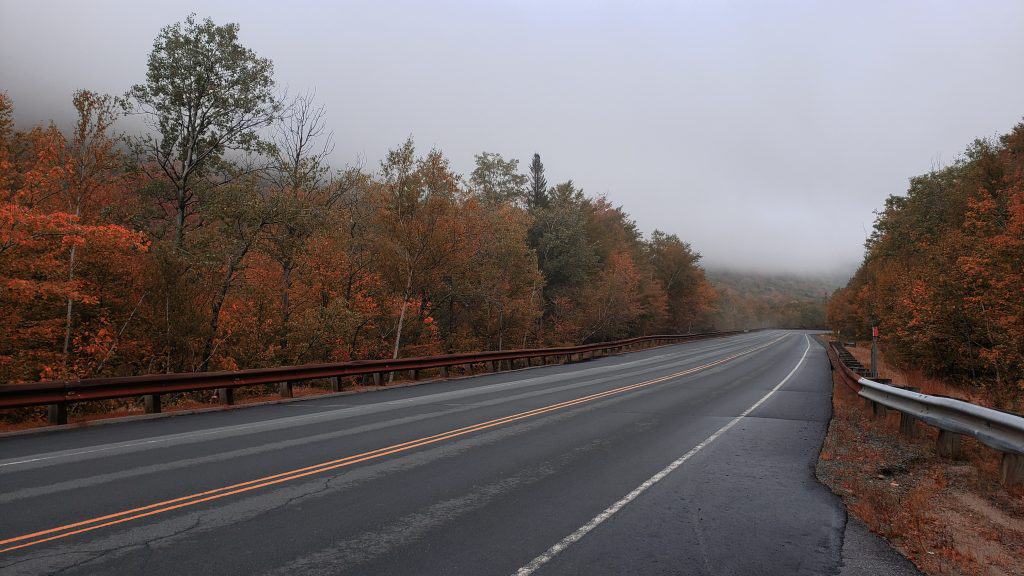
<box><xmin>826</xmin><ymin>340</ymin><xmax>1024</xmax><ymax>487</ymax></box>
<box><xmin>0</xmin><ymin>331</ymin><xmax>747</xmax><ymax>426</ymax></box>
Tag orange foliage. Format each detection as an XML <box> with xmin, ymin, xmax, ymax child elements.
<box><xmin>829</xmin><ymin>123</ymin><xmax>1024</xmax><ymax>409</ymax></box>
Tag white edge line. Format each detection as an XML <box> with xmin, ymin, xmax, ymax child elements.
<box><xmin>513</xmin><ymin>334</ymin><xmax>811</xmax><ymax>576</ymax></box>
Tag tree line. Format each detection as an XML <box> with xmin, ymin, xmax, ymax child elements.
<box><xmin>828</xmin><ymin>122</ymin><xmax>1024</xmax><ymax>408</ymax></box>
<box><xmin>1</xmin><ymin>15</ymin><xmax>726</xmax><ymax>387</ymax></box>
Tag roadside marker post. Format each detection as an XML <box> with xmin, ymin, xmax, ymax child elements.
<box><xmin>870</xmin><ymin>326</ymin><xmax>879</xmax><ymax>379</ymax></box>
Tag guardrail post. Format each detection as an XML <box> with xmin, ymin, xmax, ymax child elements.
<box><xmin>1000</xmin><ymin>452</ymin><xmax>1024</xmax><ymax>487</ymax></box>
<box><xmin>898</xmin><ymin>412</ymin><xmax>917</xmax><ymax>437</ymax></box>
<box><xmin>144</xmin><ymin>394</ymin><xmax>161</xmax><ymax>414</ymax></box>
<box><xmin>936</xmin><ymin>429</ymin><xmax>962</xmax><ymax>459</ymax></box>
<box><xmin>279</xmin><ymin>381</ymin><xmax>293</xmax><ymax>398</ymax></box>
<box><xmin>218</xmin><ymin>387</ymin><xmax>234</xmax><ymax>405</ymax></box>
<box><xmin>48</xmin><ymin>403</ymin><xmax>68</xmax><ymax>425</ymax></box>
<box><xmin>489</xmin><ymin>361</ymin><xmax>498</xmax><ymax>372</ymax></box>
<box><xmin>871</xmin><ymin>401</ymin><xmax>887</xmax><ymax>419</ymax></box>
<box><xmin>372</xmin><ymin>372</ymin><xmax>383</xmax><ymax>386</ymax></box>
<box><xmin>441</xmin><ymin>365</ymin><xmax>450</xmax><ymax>378</ymax></box>
<box><xmin>330</xmin><ymin>377</ymin><xmax>342</xmax><ymax>392</ymax></box>
<box><xmin>411</xmin><ymin>369</ymin><xmax>419</xmax><ymax>381</ymax></box>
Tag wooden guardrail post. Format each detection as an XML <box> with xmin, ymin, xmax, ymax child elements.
<box><xmin>330</xmin><ymin>377</ymin><xmax>342</xmax><ymax>392</ymax></box>
<box><xmin>279</xmin><ymin>381</ymin><xmax>293</xmax><ymax>398</ymax></box>
<box><xmin>899</xmin><ymin>412</ymin><xmax>918</xmax><ymax>437</ymax></box>
<box><xmin>936</xmin><ymin>429</ymin><xmax>962</xmax><ymax>459</ymax></box>
<box><xmin>48</xmin><ymin>403</ymin><xmax>67</xmax><ymax>425</ymax></box>
<box><xmin>1001</xmin><ymin>453</ymin><xmax>1024</xmax><ymax>487</ymax></box>
<box><xmin>218</xmin><ymin>387</ymin><xmax>234</xmax><ymax>405</ymax></box>
<box><xmin>144</xmin><ymin>394</ymin><xmax>161</xmax><ymax>414</ymax></box>
<box><xmin>372</xmin><ymin>372</ymin><xmax>383</xmax><ymax>386</ymax></box>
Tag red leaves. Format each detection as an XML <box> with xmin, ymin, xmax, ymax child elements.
<box><xmin>0</xmin><ymin>93</ymin><xmax>146</xmax><ymax>384</ymax></box>
<box><xmin>1</xmin><ymin>91</ymin><xmax>723</xmax><ymax>392</ymax></box>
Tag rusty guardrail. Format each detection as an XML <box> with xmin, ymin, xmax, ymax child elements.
<box><xmin>826</xmin><ymin>340</ymin><xmax>1024</xmax><ymax>487</ymax></box>
<box><xmin>1</xmin><ymin>331</ymin><xmax>747</xmax><ymax>426</ymax></box>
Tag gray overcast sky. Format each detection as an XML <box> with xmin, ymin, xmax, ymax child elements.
<box><xmin>2</xmin><ymin>1</ymin><xmax>1022</xmax><ymax>276</ymax></box>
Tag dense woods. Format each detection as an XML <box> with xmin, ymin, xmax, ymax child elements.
<box><xmin>708</xmin><ymin>270</ymin><xmax>831</xmax><ymax>330</ymax></box>
<box><xmin>0</xmin><ymin>16</ymin><xmax>727</xmax><ymax>389</ymax></box>
<box><xmin>828</xmin><ymin>123</ymin><xmax>1024</xmax><ymax>408</ymax></box>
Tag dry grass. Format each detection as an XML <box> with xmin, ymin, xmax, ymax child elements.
<box><xmin>817</xmin><ymin>338</ymin><xmax>1024</xmax><ymax>575</ymax></box>
<box><xmin>846</xmin><ymin>344</ymin><xmax>988</xmax><ymax>406</ymax></box>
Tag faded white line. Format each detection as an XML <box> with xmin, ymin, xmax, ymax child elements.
<box><xmin>512</xmin><ymin>334</ymin><xmax>811</xmax><ymax>576</ymax></box>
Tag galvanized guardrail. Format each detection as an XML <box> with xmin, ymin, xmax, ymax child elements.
<box><xmin>827</xmin><ymin>340</ymin><xmax>1024</xmax><ymax>487</ymax></box>
<box><xmin>0</xmin><ymin>331</ymin><xmax>747</xmax><ymax>426</ymax></box>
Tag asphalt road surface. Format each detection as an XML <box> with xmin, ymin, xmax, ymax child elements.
<box><xmin>0</xmin><ymin>330</ymin><xmax>920</xmax><ymax>575</ymax></box>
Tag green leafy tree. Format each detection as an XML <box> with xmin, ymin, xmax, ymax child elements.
<box><xmin>470</xmin><ymin>152</ymin><xmax>527</xmax><ymax>206</ymax></box>
<box><xmin>127</xmin><ymin>13</ymin><xmax>280</xmax><ymax>248</ymax></box>
<box><xmin>530</xmin><ymin>181</ymin><xmax>597</xmax><ymax>302</ymax></box>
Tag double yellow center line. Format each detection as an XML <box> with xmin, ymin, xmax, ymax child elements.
<box><xmin>0</xmin><ymin>334</ymin><xmax>786</xmax><ymax>554</ymax></box>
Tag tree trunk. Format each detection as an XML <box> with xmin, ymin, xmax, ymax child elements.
<box><xmin>391</xmin><ymin>267</ymin><xmax>415</xmax><ymax>359</ymax></box>
<box><xmin>174</xmin><ymin>181</ymin><xmax>188</xmax><ymax>251</ymax></box>
<box><xmin>200</xmin><ymin>249</ymin><xmax>249</xmax><ymax>371</ymax></box>
<box><xmin>63</xmin><ymin>203</ymin><xmax>82</xmax><ymax>360</ymax></box>
<box><xmin>388</xmin><ymin>267</ymin><xmax>415</xmax><ymax>383</ymax></box>
<box><xmin>498</xmin><ymin>306</ymin><xmax>504</xmax><ymax>351</ymax></box>
<box><xmin>62</xmin><ymin>244</ymin><xmax>78</xmax><ymax>358</ymax></box>
<box><xmin>280</xmin><ymin>261</ymin><xmax>293</xmax><ymax>354</ymax></box>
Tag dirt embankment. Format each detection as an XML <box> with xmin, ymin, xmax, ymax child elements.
<box><xmin>817</xmin><ymin>341</ymin><xmax>1024</xmax><ymax>575</ymax></box>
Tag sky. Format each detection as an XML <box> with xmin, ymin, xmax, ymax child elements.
<box><xmin>2</xmin><ymin>1</ymin><xmax>1022</xmax><ymax>276</ymax></box>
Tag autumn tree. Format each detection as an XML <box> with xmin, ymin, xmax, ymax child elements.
<box><xmin>647</xmin><ymin>231</ymin><xmax>715</xmax><ymax>332</ymax></box>
<box><xmin>0</xmin><ymin>94</ymin><xmax>145</xmax><ymax>384</ymax></box>
<box><xmin>58</xmin><ymin>91</ymin><xmax>126</xmax><ymax>358</ymax></box>
<box><xmin>2</xmin><ymin>12</ymin><xmax>742</xmax><ymax>415</ymax></box>
<box><xmin>829</xmin><ymin>122</ymin><xmax>1024</xmax><ymax>408</ymax></box>
<box><xmin>263</xmin><ymin>91</ymin><xmax>338</xmax><ymax>360</ymax></box>
<box><xmin>372</xmin><ymin>139</ymin><xmax>463</xmax><ymax>361</ymax></box>
<box><xmin>195</xmin><ymin>173</ymin><xmax>270</xmax><ymax>370</ymax></box>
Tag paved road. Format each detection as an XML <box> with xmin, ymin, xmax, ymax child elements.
<box><xmin>0</xmin><ymin>330</ymin><xmax>919</xmax><ymax>575</ymax></box>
